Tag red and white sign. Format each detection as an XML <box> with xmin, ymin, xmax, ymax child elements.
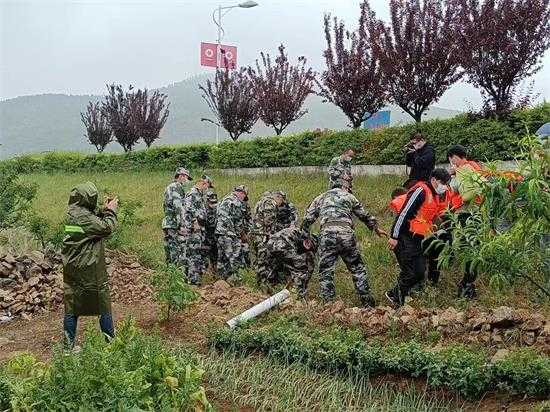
<box><xmin>200</xmin><ymin>42</ymin><xmax>237</xmax><ymax>69</ymax></box>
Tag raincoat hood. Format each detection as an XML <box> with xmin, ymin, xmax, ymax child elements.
<box><xmin>68</xmin><ymin>182</ymin><xmax>98</xmax><ymax>211</ymax></box>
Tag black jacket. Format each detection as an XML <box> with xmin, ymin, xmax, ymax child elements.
<box><xmin>406</xmin><ymin>144</ymin><xmax>435</xmax><ymax>182</ymax></box>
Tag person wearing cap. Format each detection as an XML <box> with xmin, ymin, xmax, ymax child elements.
<box><xmin>266</xmin><ymin>226</ymin><xmax>318</xmax><ymax>298</ymax></box>
<box><xmin>302</xmin><ymin>181</ymin><xmax>387</xmax><ymax>307</ymax></box>
<box><xmin>182</xmin><ymin>175</ymin><xmax>212</xmax><ymax>285</ymax></box>
<box><xmin>274</xmin><ymin>191</ymin><xmax>299</xmax><ymax>233</ymax></box>
<box><xmin>204</xmin><ymin>185</ymin><xmax>218</xmax><ymax>274</ymax></box>
<box><xmin>328</xmin><ymin>149</ymin><xmax>355</xmax><ymax>190</ymax></box>
<box><xmin>251</xmin><ymin>191</ymin><xmax>285</xmax><ymax>288</ymax></box>
<box><xmin>215</xmin><ymin>185</ymin><xmax>250</xmax><ymax>282</ymax></box>
<box><xmin>162</xmin><ymin>167</ymin><xmax>192</xmax><ymax>268</ymax></box>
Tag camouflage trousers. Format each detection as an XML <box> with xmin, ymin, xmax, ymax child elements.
<box><xmin>163</xmin><ymin>229</ymin><xmax>186</xmax><ymax>267</ymax></box>
<box><xmin>184</xmin><ymin>231</ymin><xmax>207</xmax><ymax>285</ymax></box>
<box><xmin>253</xmin><ymin>235</ymin><xmax>272</xmax><ymax>285</ymax></box>
<box><xmin>216</xmin><ymin>235</ymin><xmax>244</xmax><ymax>280</ymax></box>
<box><xmin>204</xmin><ymin>233</ymin><xmax>218</xmax><ymax>273</ymax></box>
<box><xmin>318</xmin><ymin>229</ymin><xmax>370</xmax><ymax>302</ymax></box>
<box><xmin>268</xmin><ymin>250</ymin><xmax>314</xmax><ymax>297</ymax></box>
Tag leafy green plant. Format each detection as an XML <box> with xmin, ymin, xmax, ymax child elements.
<box><xmin>105</xmin><ymin>197</ymin><xmax>144</xmax><ymax>249</ymax></box>
<box><xmin>208</xmin><ymin>320</ymin><xmax>550</xmax><ymax>399</ymax></box>
<box><xmin>25</xmin><ymin>214</ymin><xmax>64</xmax><ymax>250</ymax></box>
<box><xmin>1</xmin><ymin>320</ymin><xmax>211</xmax><ymax>411</ymax></box>
<box><xmin>151</xmin><ymin>264</ymin><xmax>199</xmax><ymax>321</ymax></box>
<box><xmin>439</xmin><ymin>133</ymin><xmax>550</xmax><ymax>297</ymax></box>
<box><xmin>0</xmin><ymin>166</ymin><xmax>37</xmax><ymax>228</ymax></box>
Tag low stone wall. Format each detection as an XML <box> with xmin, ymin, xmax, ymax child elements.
<box><xmin>209</xmin><ymin>160</ymin><xmax>517</xmax><ymax>177</ymax></box>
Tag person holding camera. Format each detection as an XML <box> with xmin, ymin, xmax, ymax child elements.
<box><xmin>62</xmin><ymin>182</ymin><xmax>118</xmax><ymax>349</ymax></box>
<box><xmin>404</xmin><ymin>133</ymin><xmax>436</xmax><ymax>188</ymax></box>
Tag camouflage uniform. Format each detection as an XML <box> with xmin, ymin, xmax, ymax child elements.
<box><xmin>182</xmin><ymin>186</ymin><xmax>208</xmax><ymax>285</ymax></box>
<box><xmin>204</xmin><ymin>189</ymin><xmax>218</xmax><ymax>272</ymax></box>
<box><xmin>266</xmin><ymin>227</ymin><xmax>316</xmax><ymax>297</ymax></box>
<box><xmin>215</xmin><ymin>187</ymin><xmax>249</xmax><ymax>280</ymax></box>
<box><xmin>302</xmin><ymin>187</ymin><xmax>378</xmax><ymax>305</ymax></box>
<box><xmin>328</xmin><ymin>155</ymin><xmax>352</xmax><ymax>189</ymax></box>
<box><xmin>241</xmin><ymin>201</ymin><xmax>252</xmax><ymax>267</ymax></box>
<box><xmin>252</xmin><ymin>192</ymin><xmax>279</xmax><ymax>285</ymax></box>
<box><xmin>274</xmin><ymin>193</ymin><xmax>299</xmax><ymax>232</ymax></box>
<box><xmin>161</xmin><ymin>181</ymin><xmax>187</xmax><ymax>266</ymax></box>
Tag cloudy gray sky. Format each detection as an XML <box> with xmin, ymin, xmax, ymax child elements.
<box><xmin>1</xmin><ymin>0</ymin><xmax>549</xmax><ymax>110</ymax></box>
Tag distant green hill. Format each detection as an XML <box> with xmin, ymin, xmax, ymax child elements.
<box><xmin>0</xmin><ymin>74</ymin><xmax>461</xmax><ymax>159</ymax></box>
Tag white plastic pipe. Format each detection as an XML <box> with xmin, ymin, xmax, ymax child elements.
<box><xmin>226</xmin><ymin>288</ymin><xmax>290</xmax><ymax>329</ymax></box>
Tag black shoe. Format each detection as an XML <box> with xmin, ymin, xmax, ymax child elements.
<box><xmin>360</xmin><ymin>294</ymin><xmax>376</xmax><ymax>308</ymax></box>
<box><xmin>427</xmin><ymin>270</ymin><xmax>440</xmax><ymax>285</ymax></box>
<box><xmin>385</xmin><ymin>291</ymin><xmax>401</xmax><ymax>307</ymax></box>
<box><xmin>457</xmin><ymin>282</ymin><xmax>477</xmax><ymax>299</ymax></box>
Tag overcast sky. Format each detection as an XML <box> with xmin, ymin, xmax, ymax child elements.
<box><xmin>1</xmin><ymin>0</ymin><xmax>549</xmax><ymax>110</ymax></box>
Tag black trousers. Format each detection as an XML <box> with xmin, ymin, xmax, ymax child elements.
<box><xmin>391</xmin><ymin>233</ymin><xmax>426</xmax><ymax>304</ymax></box>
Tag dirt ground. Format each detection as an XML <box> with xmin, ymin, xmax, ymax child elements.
<box><xmin>0</xmin><ymin>252</ymin><xmax>547</xmax><ymax>411</ymax></box>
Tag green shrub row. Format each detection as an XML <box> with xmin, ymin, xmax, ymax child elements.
<box><xmin>4</xmin><ymin>104</ymin><xmax>549</xmax><ymax>174</ymax></box>
<box><xmin>209</xmin><ymin>320</ymin><xmax>550</xmax><ymax>399</ymax></box>
<box><xmin>0</xmin><ymin>320</ymin><xmax>210</xmax><ymax>411</ymax></box>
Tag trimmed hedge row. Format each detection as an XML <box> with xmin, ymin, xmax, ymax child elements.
<box><xmin>209</xmin><ymin>320</ymin><xmax>550</xmax><ymax>399</ymax></box>
<box><xmin>4</xmin><ymin>104</ymin><xmax>549</xmax><ymax>174</ymax></box>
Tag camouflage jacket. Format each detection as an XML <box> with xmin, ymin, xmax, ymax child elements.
<box><xmin>215</xmin><ymin>193</ymin><xmax>249</xmax><ymax>237</ymax></box>
<box><xmin>274</xmin><ymin>201</ymin><xmax>298</xmax><ymax>232</ymax></box>
<box><xmin>252</xmin><ymin>193</ymin><xmax>278</xmax><ymax>236</ymax></box>
<box><xmin>328</xmin><ymin>156</ymin><xmax>352</xmax><ymax>183</ymax></box>
<box><xmin>162</xmin><ymin>181</ymin><xmax>186</xmax><ymax>229</ymax></box>
<box><xmin>205</xmin><ymin>189</ymin><xmax>218</xmax><ymax>242</ymax></box>
<box><xmin>267</xmin><ymin>226</ymin><xmax>303</xmax><ymax>255</ymax></box>
<box><xmin>302</xmin><ymin>188</ymin><xmax>377</xmax><ymax>233</ymax></box>
<box><xmin>183</xmin><ymin>187</ymin><xmax>207</xmax><ymax>233</ymax></box>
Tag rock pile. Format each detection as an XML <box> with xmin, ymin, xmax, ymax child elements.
<box><xmin>0</xmin><ymin>252</ymin><xmax>63</xmax><ymax>319</ymax></box>
<box><xmin>316</xmin><ymin>303</ymin><xmax>550</xmax><ymax>353</ymax></box>
<box><xmin>107</xmin><ymin>251</ymin><xmax>154</xmax><ymax>304</ymax></box>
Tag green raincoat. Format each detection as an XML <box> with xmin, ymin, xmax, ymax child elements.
<box><xmin>62</xmin><ymin>182</ymin><xmax>117</xmax><ymax>316</ymax></box>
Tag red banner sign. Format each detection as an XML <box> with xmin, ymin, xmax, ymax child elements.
<box><xmin>200</xmin><ymin>42</ymin><xmax>237</xmax><ymax>69</ymax></box>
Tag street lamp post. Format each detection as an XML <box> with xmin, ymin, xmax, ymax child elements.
<box><xmin>212</xmin><ymin>1</ymin><xmax>258</xmax><ymax>144</ymax></box>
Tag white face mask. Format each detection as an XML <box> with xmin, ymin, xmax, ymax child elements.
<box><xmin>435</xmin><ymin>184</ymin><xmax>447</xmax><ymax>195</ymax></box>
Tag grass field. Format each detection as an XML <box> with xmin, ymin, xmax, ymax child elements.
<box><xmin>25</xmin><ymin>170</ymin><xmax>548</xmax><ymax>312</ymax></box>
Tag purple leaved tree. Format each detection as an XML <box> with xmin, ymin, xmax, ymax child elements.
<box><xmin>455</xmin><ymin>0</ymin><xmax>550</xmax><ymax>118</ymax></box>
<box><xmin>80</xmin><ymin>101</ymin><xmax>112</xmax><ymax>152</ymax></box>
<box><xmin>318</xmin><ymin>10</ymin><xmax>387</xmax><ymax>128</ymax></box>
<box><xmin>248</xmin><ymin>45</ymin><xmax>316</xmax><ymax>135</ymax></box>
<box><xmin>367</xmin><ymin>0</ymin><xmax>463</xmax><ymax>123</ymax></box>
<box><xmin>199</xmin><ymin>67</ymin><xmax>259</xmax><ymax>141</ymax></box>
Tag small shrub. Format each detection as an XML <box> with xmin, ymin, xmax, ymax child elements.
<box><xmin>0</xmin><ymin>166</ymin><xmax>37</xmax><ymax>228</ymax></box>
<box><xmin>1</xmin><ymin>320</ymin><xmax>210</xmax><ymax>411</ymax></box>
<box><xmin>208</xmin><ymin>320</ymin><xmax>550</xmax><ymax>400</ymax></box>
<box><xmin>151</xmin><ymin>264</ymin><xmax>199</xmax><ymax>321</ymax></box>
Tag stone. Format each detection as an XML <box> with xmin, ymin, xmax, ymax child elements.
<box><xmin>490</xmin><ymin>349</ymin><xmax>510</xmax><ymax>363</ymax></box>
<box><xmin>400</xmin><ymin>315</ymin><xmax>413</xmax><ymax>326</ymax></box>
<box><xmin>212</xmin><ymin>280</ymin><xmax>231</xmax><ymax>291</ymax></box>
<box><xmin>522</xmin><ymin>331</ymin><xmax>536</xmax><ymax>346</ymax></box>
<box><xmin>4</xmin><ymin>254</ymin><xmax>16</xmax><ymax>265</ymax></box>
<box><xmin>399</xmin><ymin>304</ymin><xmax>416</xmax><ymax>317</ymax></box>
<box><xmin>27</xmin><ymin>276</ymin><xmax>40</xmax><ymax>287</ymax></box>
<box><xmin>469</xmin><ymin>316</ymin><xmax>488</xmax><ymax>330</ymax></box>
<box><xmin>491</xmin><ymin>330</ymin><xmax>503</xmax><ymax>344</ymax></box>
<box><xmin>329</xmin><ymin>301</ymin><xmax>346</xmax><ymax>315</ymax></box>
<box><xmin>490</xmin><ymin>306</ymin><xmax>516</xmax><ymax>328</ymax></box>
<box><xmin>439</xmin><ymin>307</ymin><xmax>463</xmax><ymax>326</ymax></box>
<box><xmin>521</xmin><ymin>314</ymin><xmax>545</xmax><ymax>332</ymax></box>
<box><xmin>431</xmin><ymin>315</ymin><xmax>440</xmax><ymax>328</ymax></box>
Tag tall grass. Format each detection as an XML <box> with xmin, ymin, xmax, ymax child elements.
<box><xmin>24</xmin><ymin>170</ymin><xmax>547</xmax><ymax>311</ymax></box>
<box><xmin>196</xmin><ymin>350</ymin><xmax>463</xmax><ymax>412</ymax></box>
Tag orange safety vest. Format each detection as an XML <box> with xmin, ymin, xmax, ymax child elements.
<box><xmin>390</xmin><ymin>182</ymin><xmax>439</xmax><ymax>236</ymax></box>
<box><xmin>409</xmin><ymin>182</ymin><xmax>440</xmax><ymax>236</ymax></box>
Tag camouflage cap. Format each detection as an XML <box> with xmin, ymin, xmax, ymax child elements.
<box><xmin>201</xmin><ymin>174</ymin><xmax>214</xmax><ymax>188</ymax></box>
<box><xmin>205</xmin><ymin>190</ymin><xmax>218</xmax><ymax>202</ymax></box>
<box><xmin>175</xmin><ymin>167</ymin><xmax>192</xmax><ymax>180</ymax></box>
<box><xmin>233</xmin><ymin>185</ymin><xmax>249</xmax><ymax>195</ymax></box>
<box><xmin>273</xmin><ymin>190</ymin><xmax>287</xmax><ymax>199</ymax></box>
